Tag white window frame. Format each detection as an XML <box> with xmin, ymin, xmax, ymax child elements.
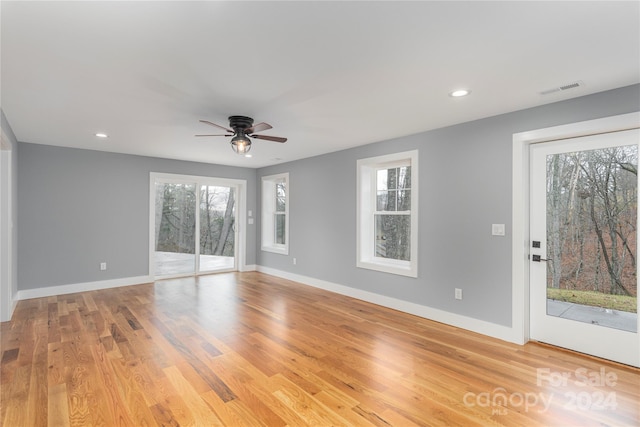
<box><xmin>262</xmin><ymin>173</ymin><xmax>289</xmax><ymax>255</ymax></box>
<box><xmin>357</xmin><ymin>150</ymin><xmax>418</xmax><ymax>277</ymax></box>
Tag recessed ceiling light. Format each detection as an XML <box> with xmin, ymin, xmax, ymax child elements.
<box><xmin>449</xmin><ymin>89</ymin><xmax>471</xmax><ymax>97</ymax></box>
<box><xmin>244</xmin><ymin>154</ymin><xmax>252</xmax><ymax>158</ymax></box>
<box><xmin>95</xmin><ymin>133</ymin><xmax>108</xmax><ymax>138</ymax></box>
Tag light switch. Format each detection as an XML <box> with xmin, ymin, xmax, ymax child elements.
<box><xmin>492</xmin><ymin>224</ymin><xmax>505</xmax><ymax>236</ymax></box>
<box><xmin>248</xmin><ymin>218</ymin><xmax>254</xmax><ymax>225</ymax></box>
<box><xmin>248</xmin><ymin>210</ymin><xmax>253</xmax><ymax>217</ymax></box>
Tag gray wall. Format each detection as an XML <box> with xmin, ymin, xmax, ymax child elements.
<box><xmin>257</xmin><ymin>84</ymin><xmax>640</xmax><ymax>327</ymax></box>
<box><xmin>17</xmin><ymin>145</ymin><xmax>257</xmax><ymax>290</ymax></box>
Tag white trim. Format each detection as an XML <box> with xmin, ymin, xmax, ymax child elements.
<box><xmin>257</xmin><ymin>265</ymin><xmax>521</xmax><ymax>343</ymax></box>
<box><xmin>357</xmin><ymin>150</ymin><xmax>418</xmax><ymax>278</ymax></box>
<box><xmin>10</xmin><ymin>297</ymin><xmax>18</xmax><ymax>320</ymax></box>
<box><xmin>512</xmin><ymin>112</ymin><xmax>640</xmax><ymax>347</ymax></box>
<box><xmin>15</xmin><ymin>275</ymin><xmax>153</xmax><ymax>301</ymax></box>
<box><xmin>13</xmin><ymin>267</ymin><xmax>261</xmax><ymax>302</ymax></box>
<box><xmin>0</xmin><ymin>130</ymin><xmax>14</xmax><ymax>322</ymax></box>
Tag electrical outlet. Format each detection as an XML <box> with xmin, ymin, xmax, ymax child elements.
<box><xmin>293</xmin><ymin>258</ymin><xmax>297</xmax><ymax>265</ymax></box>
<box><xmin>100</xmin><ymin>262</ymin><xmax>107</xmax><ymax>271</ymax></box>
<box><xmin>455</xmin><ymin>288</ymin><xmax>463</xmax><ymax>300</ymax></box>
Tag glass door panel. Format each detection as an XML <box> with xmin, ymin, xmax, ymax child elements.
<box><xmin>154</xmin><ymin>182</ymin><xmax>197</xmax><ymax>276</ymax></box>
<box><xmin>199</xmin><ymin>185</ymin><xmax>236</xmax><ymax>273</ymax></box>
<box><xmin>544</xmin><ymin>145</ymin><xmax>637</xmax><ymax>333</ymax></box>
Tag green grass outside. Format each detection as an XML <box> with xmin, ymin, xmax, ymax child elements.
<box><xmin>547</xmin><ymin>288</ymin><xmax>637</xmax><ymax>313</ymax></box>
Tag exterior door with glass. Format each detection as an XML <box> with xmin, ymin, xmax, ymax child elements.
<box><xmin>530</xmin><ymin>129</ymin><xmax>639</xmax><ymax>367</ymax></box>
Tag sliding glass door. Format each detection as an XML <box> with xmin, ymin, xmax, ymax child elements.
<box><xmin>151</xmin><ymin>173</ymin><xmax>245</xmax><ymax>278</ymax></box>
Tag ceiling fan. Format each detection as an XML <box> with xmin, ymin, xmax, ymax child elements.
<box><xmin>196</xmin><ymin>115</ymin><xmax>287</xmax><ymax>155</ymax></box>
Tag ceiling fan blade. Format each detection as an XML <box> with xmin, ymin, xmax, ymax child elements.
<box><xmin>199</xmin><ymin>120</ymin><xmax>233</xmax><ymax>133</ymax></box>
<box><xmin>246</xmin><ymin>122</ymin><xmax>272</xmax><ymax>134</ymax></box>
<box><xmin>195</xmin><ymin>134</ymin><xmax>233</xmax><ymax>137</ymax></box>
<box><xmin>251</xmin><ymin>134</ymin><xmax>287</xmax><ymax>143</ymax></box>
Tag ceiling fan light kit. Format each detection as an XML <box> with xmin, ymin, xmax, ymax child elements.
<box><xmin>197</xmin><ymin>115</ymin><xmax>287</xmax><ymax>156</ymax></box>
<box><xmin>231</xmin><ymin>133</ymin><xmax>252</xmax><ymax>154</ymax></box>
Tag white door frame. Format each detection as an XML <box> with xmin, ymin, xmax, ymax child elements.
<box><xmin>149</xmin><ymin>172</ymin><xmax>248</xmax><ymax>278</ymax></box>
<box><xmin>0</xmin><ymin>131</ymin><xmax>14</xmax><ymax>322</ymax></box>
<box><xmin>512</xmin><ymin>112</ymin><xmax>640</xmax><ymax>349</ymax></box>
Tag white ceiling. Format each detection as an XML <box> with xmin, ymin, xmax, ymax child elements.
<box><xmin>2</xmin><ymin>1</ymin><xmax>639</xmax><ymax>168</ymax></box>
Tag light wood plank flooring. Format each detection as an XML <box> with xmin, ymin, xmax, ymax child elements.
<box><xmin>1</xmin><ymin>272</ymin><xmax>639</xmax><ymax>426</ymax></box>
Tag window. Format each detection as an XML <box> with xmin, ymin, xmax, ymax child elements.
<box><xmin>262</xmin><ymin>173</ymin><xmax>289</xmax><ymax>254</ymax></box>
<box><xmin>357</xmin><ymin>150</ymin><xmax>418</xmax><ymax>277</ymax></box>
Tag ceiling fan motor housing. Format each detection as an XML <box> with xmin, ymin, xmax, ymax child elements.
<box><xmin>229</xmin><ymin>115</ymin><xmax>254</xmax><ymax>131</ymax></box>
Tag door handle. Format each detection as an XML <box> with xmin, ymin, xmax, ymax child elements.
<box><xmin>532</xmin><ymin>254</ymin><xmax>550</xmax><ymax>262</ymax></box>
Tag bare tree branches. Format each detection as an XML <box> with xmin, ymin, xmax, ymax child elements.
<box><xmin>547</xmin><ymin>145</ymin><xmax>637</xmax><ymax>297</ymax></box>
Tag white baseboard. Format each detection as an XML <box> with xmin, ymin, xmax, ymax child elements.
<box><xmin>0</xmin><ymin>293</ymin><xmax>17</xmax><ymax>323</ymax></box>
<box><xmin>10</xmin><ymin>297</ymin><xmax>17</xmax><ymax>317</ymax></box>
<box><xmin>257</xmin><ymin>266</ymin><xmax>523</xmax><ymax>345</ymax></box>
<box><xmin>15</xmin><ymin>275</ymin><xmax>153</xmax><ymax>301</ymax></box>
<box><xmin>13</xmin><ymin>267</ymin><xmax>260</xmax><ymax>303</ymax></box>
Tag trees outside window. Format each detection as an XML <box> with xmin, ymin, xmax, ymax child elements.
<box><xmin>200</xmin><ymin>185</ymin><xmax>235</xmax><ymax>258</ymax></box>
<box><xmin>546</xmin><ymin>145</ymin><xmax>637</xmax><ymax>305</ymax></box>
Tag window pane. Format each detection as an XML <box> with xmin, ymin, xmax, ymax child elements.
<box><xmin>377</xmin><ymin>190</ymin><xmax>397</xmax><ymax>211</ymax></box>
<box><xmin>378</xmin><ymin>167</ymin><xmax>399</xmax><ymax>191</ymax></box>
<box><xmin>275</xmin><ymin>213</ymin><xmax>286</xmax><ymax>244</ymax></box>
<box><xmin>398</xmin><ymin>166</ymin><xmax>411</xmax><ymax>190</ymax></box>
<box><xmin>376</xmin><ymin>191</ymin><xmax>387</xmax><ymax>211</ymax></box>
<box><xmin>276</xmin><ymin>182</ymin><xmax>286</xmax><ymax>212</ymax></box>
<box><xmin>387</xmin><ymin>168</ymin><xmax>398</xmax><ymax>190</ymax></box>
<box><xmin>377</xmin><ymin>169</ymin><xmax>388</xmax><ymax>191</ymax></box>
<box><xmin>375</xmin><ymin>214</ymin><xmax>410</xmax><ymax>261</ymax></box>
<box><xmin>397</xmin><ymin>189</ymin><xmax>411</xmax><ymax>211</ymax></box>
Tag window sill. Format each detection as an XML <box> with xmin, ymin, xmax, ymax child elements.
<box><xmin>357</xmin><ymin>259</ymin><xmax>417</xmax><ymax>278</ymax></box>
<box><xmin>262</xmin><ymin>245</ymin><xmax>289</xmax><ymax>255</ymax></box>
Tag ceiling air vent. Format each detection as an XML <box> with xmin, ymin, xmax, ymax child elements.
<box><xmin>539</xmin><ymin>80</ymin><xmax>584</xmax><ymax>95</ymax></box>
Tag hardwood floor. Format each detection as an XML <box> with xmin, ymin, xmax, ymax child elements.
<box><xmin>1</xmin><ymin>272</ymin><xmax>638</xmax><ymax>426</ymax></box>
